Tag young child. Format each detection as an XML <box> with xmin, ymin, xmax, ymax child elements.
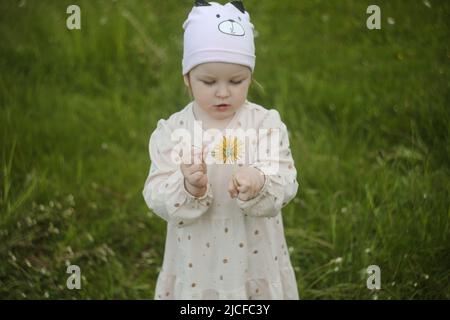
<box><xmin>143</xmin><ymin>0</ymin><xmax>299</xmax><ymax>299</ymax></box>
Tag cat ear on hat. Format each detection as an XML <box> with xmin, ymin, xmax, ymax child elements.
<box><xmin>193</xmin><ymin>1</ymin><xmax>246</xmax><ymax>13</ymax></box>
<box><xmin>230</xmin><ymin>1</ymin><xmax>246</xmax><ymax>13</ymax></box>
<box><xmin>194</xmin><ymin>0</ymin><xmax>211</xmax><ymax>7</ymax></box>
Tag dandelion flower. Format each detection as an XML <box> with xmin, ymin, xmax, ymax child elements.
<box><xmin>211</xmin><ymin>135</ymin><xmax>243</xmax><ymax>164</ymax></box>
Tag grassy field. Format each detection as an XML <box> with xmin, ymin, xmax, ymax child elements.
<box><xmin>0</xmin><ymin>0</ymin><xmax>449</xmax><ymax>299</ymax></box>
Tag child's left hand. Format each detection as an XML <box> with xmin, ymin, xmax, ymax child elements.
<box><xmin>228</xmin><ymin>166</ymin><xmax>265</xmax><ymax>201</ymax></box>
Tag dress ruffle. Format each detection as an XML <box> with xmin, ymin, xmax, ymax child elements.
<box><xmin>155</xmin><ymin>266</ymin><xmax>299</xmax><ymax>300</ymax></box>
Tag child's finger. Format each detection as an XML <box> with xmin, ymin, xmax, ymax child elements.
<box><xmin>238</xmin><ymin>191</ymin><xmax>252</xmax><ymax>201</ymax></box>
<box><xmin>202</xmin><ymin>145</ymin><xmax>209</xmax><ymax>163</ymax></box>
<box><xmin>228</xmin><ymin>179</ymin><xmax>238</xmax><ymax>198</ymax></box>
<box><xmin>189</xmin><ymin>164</ymin><xmax>206</xmax><ymax>174</ymax></box>
<box><xmin>233</xmin><ymin>175</ymin><xmax>240</xmax><ymax>188</ymax></box>
<box><xmin>180</xmin><ymin>146</ymin><xmax>195</xmax><ymax>165</ymax></box>
<box><xmin>192</xmin><ymin>145</ymin><xmax>203</xmax><ymax>164</ymax></box>
<box><xmin>182</xmin><ymin>145</ymin><xmax>201</xmax><ymax>165</ymax></box>
<box><xmin>238</xmin><ymin>184</ymin><xmax>249</xmax><ymax>193</ymax></box>
<box><xmin>190</xmin><ymin>171</ymin><xmax>205</xmax><ymax>184</ymax></box>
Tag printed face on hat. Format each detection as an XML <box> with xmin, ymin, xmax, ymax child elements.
<box><xmin>184</xmin><ymin>62</ymin><xmax>252</xmax><ymax>121</ymax></box>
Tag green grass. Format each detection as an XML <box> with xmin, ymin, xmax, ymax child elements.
<box><xmin>1</xmin><ymin>0</ymin><xmax>449</xmax><ymax>299</ymax></box>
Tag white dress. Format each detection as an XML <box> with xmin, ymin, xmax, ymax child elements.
<box><xmin>142</xmin><ymin>100</ymin><xmax>300</xmax><ymax>299</ymax></box>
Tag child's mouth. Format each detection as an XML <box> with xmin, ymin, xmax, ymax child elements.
<box><xmin>214</xmin><ymin>104</ymin><xmax>231</xmax><ymax>111</ymax></box>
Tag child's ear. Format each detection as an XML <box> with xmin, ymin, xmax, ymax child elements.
<box><xmin>183</xmin><ymin>75</ymin><xmax>191</xmax><ymax>88</ymax></box>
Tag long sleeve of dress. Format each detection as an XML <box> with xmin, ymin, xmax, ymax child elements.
<box><xmin>142</xmin><ymin>119</ymin><xmax>213</xmax><ymax>227</ymax></box>
<box><xmin>236</xmin><ymin>109</ymin><xmax>299</xmax><ymax>217</ymax></box>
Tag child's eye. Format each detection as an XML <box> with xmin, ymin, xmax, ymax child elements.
<box><xmin>201</xmin><ymin>80</ymin><xmax>243</xmax><ymax>85</ymax></box>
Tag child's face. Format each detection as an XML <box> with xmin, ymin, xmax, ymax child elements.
<box><xmin>184</xmin><ymin>62</ymin><xmax>252</xmax><ymax>121</ymax></box>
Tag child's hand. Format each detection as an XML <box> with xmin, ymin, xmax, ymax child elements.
<box><xmin>228</xmin><ymin>166</ymin><xmax>265</xmax><ymax>201</ymax></box>
<box><xmin>180</xmin><ymin>145</ymin><xmax>208</xmax><ymax>198</ymax></box>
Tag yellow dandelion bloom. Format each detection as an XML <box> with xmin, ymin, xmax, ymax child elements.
<box><xmin>211</xmin><ymin>135</ymin><xmax>243</xmax><ymax>164</ymax></box>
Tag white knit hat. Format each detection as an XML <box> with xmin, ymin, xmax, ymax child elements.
<box><xmin>182</xmin><ymin>0</ymin><xmax>256</xmax><ymax>75</ymax></box>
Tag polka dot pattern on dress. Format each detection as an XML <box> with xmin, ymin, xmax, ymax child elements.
<box><xmin>148</xmin><ymin>103</ymin><xmax>300</xmax><ymax>300</ymax></box>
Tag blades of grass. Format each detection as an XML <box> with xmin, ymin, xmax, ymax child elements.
<box><xmin>8</xmin><ymin>170</ymin><xmax>38</xmax><ymax>215</ymax></box>
<box><xmin>2</xmin><ymin>137</ymin><xmax>16</xmax><ymax>216</ymax></box>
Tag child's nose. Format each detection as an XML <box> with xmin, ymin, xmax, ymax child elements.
<box><xmin>216</xmin><ymin>84</ymin><xmax>230</xmax><ymax>98</ymax></box>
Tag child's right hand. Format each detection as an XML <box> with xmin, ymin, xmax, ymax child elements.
<box><xmin>180</xmin><ymin>145</ymin><xmax>208</xmax><ymax>198</ymax></box>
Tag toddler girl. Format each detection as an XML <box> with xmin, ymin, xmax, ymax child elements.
<box><xmin>143</xmin><ymin>0</ymin><xmax>299</xmax><ymax>299</ymax></box>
